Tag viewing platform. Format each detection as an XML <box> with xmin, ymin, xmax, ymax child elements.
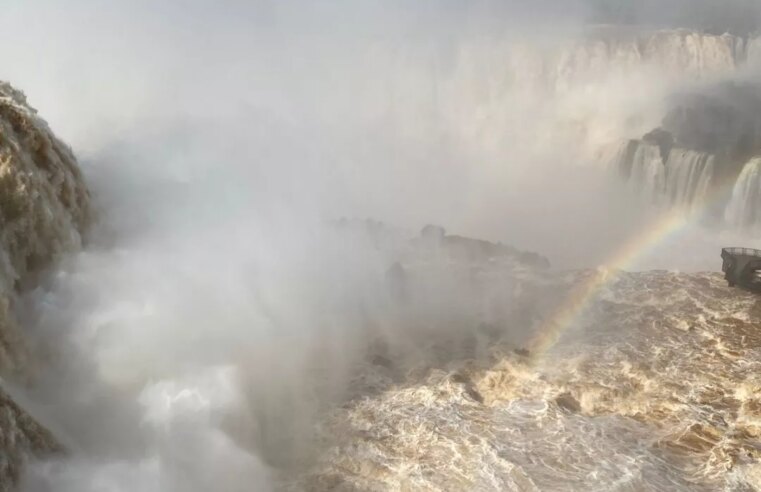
<box><xmin>721</xmin><ymin>247</ymin><xmax>761</xmax><ymax>290</ymax></box>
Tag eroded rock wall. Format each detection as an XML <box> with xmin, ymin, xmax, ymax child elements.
<box><xmin>0</xmin><ymin>387</ymin><xmax>62</xmax><ymax>492</ymax></box>
<box><xmin>0</xmin><ymin>81</ymin><xmax>90</xmax><ymax>373</ymax></box>
<box><xmin>0</xmin><ymin>81</ymin><xmax>90</xmax><ymax>489</ymax></box>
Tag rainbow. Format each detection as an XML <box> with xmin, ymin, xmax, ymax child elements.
<box><xmin>526</xmin><ymin>172</ymin><xmax>742</xmax><ymax>363</ymax></box>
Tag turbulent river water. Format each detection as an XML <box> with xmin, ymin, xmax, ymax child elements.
<box><xmin>276</xmin><ymin>261</ymin><xmax>761</xmax><ymax>491</ymax></box>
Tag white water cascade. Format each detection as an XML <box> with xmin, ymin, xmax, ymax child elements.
<box><xmin>616</xmin><ymin>141</ymin><xmax>717</xmax><ymax>213</ymax></box>
<box><xmin>725</xmin><ymin>157</ymin><xmax>761</xmax><ymax>230</ymax></box>
<box><xmin>626</xmin><ymin>142</ymin><xmax>666</xmax><ymax>203</ymax></box>
<box><xmin>663</xmin><ymin>149</ymin><xmax>714</xmax><ymax>211</ymax></box>
<box><xmin>748</xmin><ymin>36</ymin><xmax>761</xmax><ymax>66</ymax></box>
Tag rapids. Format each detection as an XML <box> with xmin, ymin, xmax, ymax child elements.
<box><xmin>283</xmin><ymin>265</ymin><xmax>761</xmax><ymax>491</ymax></box>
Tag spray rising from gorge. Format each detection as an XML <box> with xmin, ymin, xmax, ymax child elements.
<box><xmin>0</xmin><ymin>1</ymin><xmax>761</xmax><ymax>491</ymax></box>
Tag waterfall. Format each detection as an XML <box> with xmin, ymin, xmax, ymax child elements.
<box><xmin>625</xmin><ymin>142</ymin><xmax>666</xmax><ymax>203</ymax></box>
<box><xmin>640</xmin><ymin>30</ymin><xmax>745</xmax><ymax>74</ymax></box>
<box><xmin>663</xmin><ymin>149</ymin><xmax>714</xmax><ymax>211</ymax></box>
<box><xmin>725</xmin><ymin>157</ymin><xmax>761</xmax><ymax>230</ymax></box>
<box><xmin>615</xmin><ymin>141</ymin><xmax>718</xmax><ymax>212</ymax></box>
<box><xmin>748</xmin><ymin>37</ymin><xmax>761</xmax><ymax>66</ymax></box>
<box><xmin>551</xmin><ymin>29</ymin><xmax>747</xmax><ymax>91</ymax></box>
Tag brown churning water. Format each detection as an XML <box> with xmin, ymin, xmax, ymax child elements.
<box><xmin>281</xmin><ymin>267</ymin><xmax>761</xmax><ymax>491</ymax></box>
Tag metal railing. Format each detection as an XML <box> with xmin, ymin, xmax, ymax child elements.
<box><xmin>722</xmin><ymin>247</ymin><xmax>761</xmax><ymax>258</ymax></box>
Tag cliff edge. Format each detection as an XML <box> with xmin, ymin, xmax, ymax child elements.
<box><xmin>0</xmin><ymin>81</ymin><xmax>90</xmax><ymax>489</ymax></box>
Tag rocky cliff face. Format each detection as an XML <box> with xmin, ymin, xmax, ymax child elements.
<box><xmin>0</xmin><ymin>387</ymin><xmax>62</xmax><ymax>492</ymax></box>
<box><xmin>0</xmin><ymin>81</ymin><xmax>90</xmax><ymax>489</ymax></box>
<box><xmin>0</xmin><ymin>81</ymin><xmax>90</xmax><ymax>373</ymax></box>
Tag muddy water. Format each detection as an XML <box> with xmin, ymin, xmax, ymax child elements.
<box><xmin>284</xmin><ymin>269</ymin><xmax>761</xmax><ymax>491</ymax></box>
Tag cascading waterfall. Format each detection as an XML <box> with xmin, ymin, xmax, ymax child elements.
<box><xmin>623</xmin><ymin>142</ymin><xmax>666</xmax><ymax>203</ymax></box>
<box><xmin>597</xmin><ymin>30</ymin><xmax>761</xmax><ymax>228</ymax></box>
<box><xmin>663</xmin><ymin>149</ymin><xmax>714</xmax><ymax>211</ymax></box>
<box><xmin>615</xmin><ymin>138</ymin><xmax>761</xmax><ymax>231</ymax></box>
<box><xmin>439</xmin><ymin>29</ymin><xmax>752</xmax><ymax>162</ymax></box>
<box><xmin>725</xmin><ymin>157</ymin><xmax>761</xmax><ymax>230</ymax></box>
<box><xmin>748</xmin><ymin>36</ymin><xmax>761</xmax><ymax>66</ymax></box>
<box><xmin>551</xmin><ymin>29</ymin><xmax>749</xmax><ymax>92</ymax></box>
<box><xmin>615</xmin><ymin>142</ymin><xmax>718</xmax><ymax>214</ymax></box>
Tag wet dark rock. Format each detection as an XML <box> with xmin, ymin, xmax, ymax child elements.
<box><xmin>0</xmin><ymin>387</ymin><xmax>63</xmax><ymax>491</ymax></box>
<box><xmin>435</xmin><ymin>232</ymin><xmax>551</xmax><ymax>269</ymax></box>
<box><xmin>555</xmin><ymin>393</ymin><xmax>582</xmax><ymax>413</ymax></box>
<box><xmin>451</xmin><ymin>373</ymin><xmax>484</xmax><ymax>404</ymax></box>
<box><xmin>370</xmin><ymin>355</ymin><xmax>393</xmax><ymax>369</ymax></box>
<box><xmin>0</xmin><ymin>81</ymin><xmax>88</xmax><ymax>488</ymax></box>
<box><xmin>657</xmin><ymin>83</ymin><xmax>761</xmax><ymax>177</ymax></box>
<box><xmin>334</xmin><ymin>218</ymin><xmax>551</xmax><ymax>270</ymax></box>
<box><xmin>643</xmin><ymin>128</ymin><xmax>675</xmax><ymax>163</ymax></box>
<box><xmin>464</xmin><ymin>386</ymin><xmax>484</xmax><ymax>404</ymax></box>
<box><xmin>513</xmin><ymin>348</ymin><xmax>531</xmax><ymax>357</ymax></box>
